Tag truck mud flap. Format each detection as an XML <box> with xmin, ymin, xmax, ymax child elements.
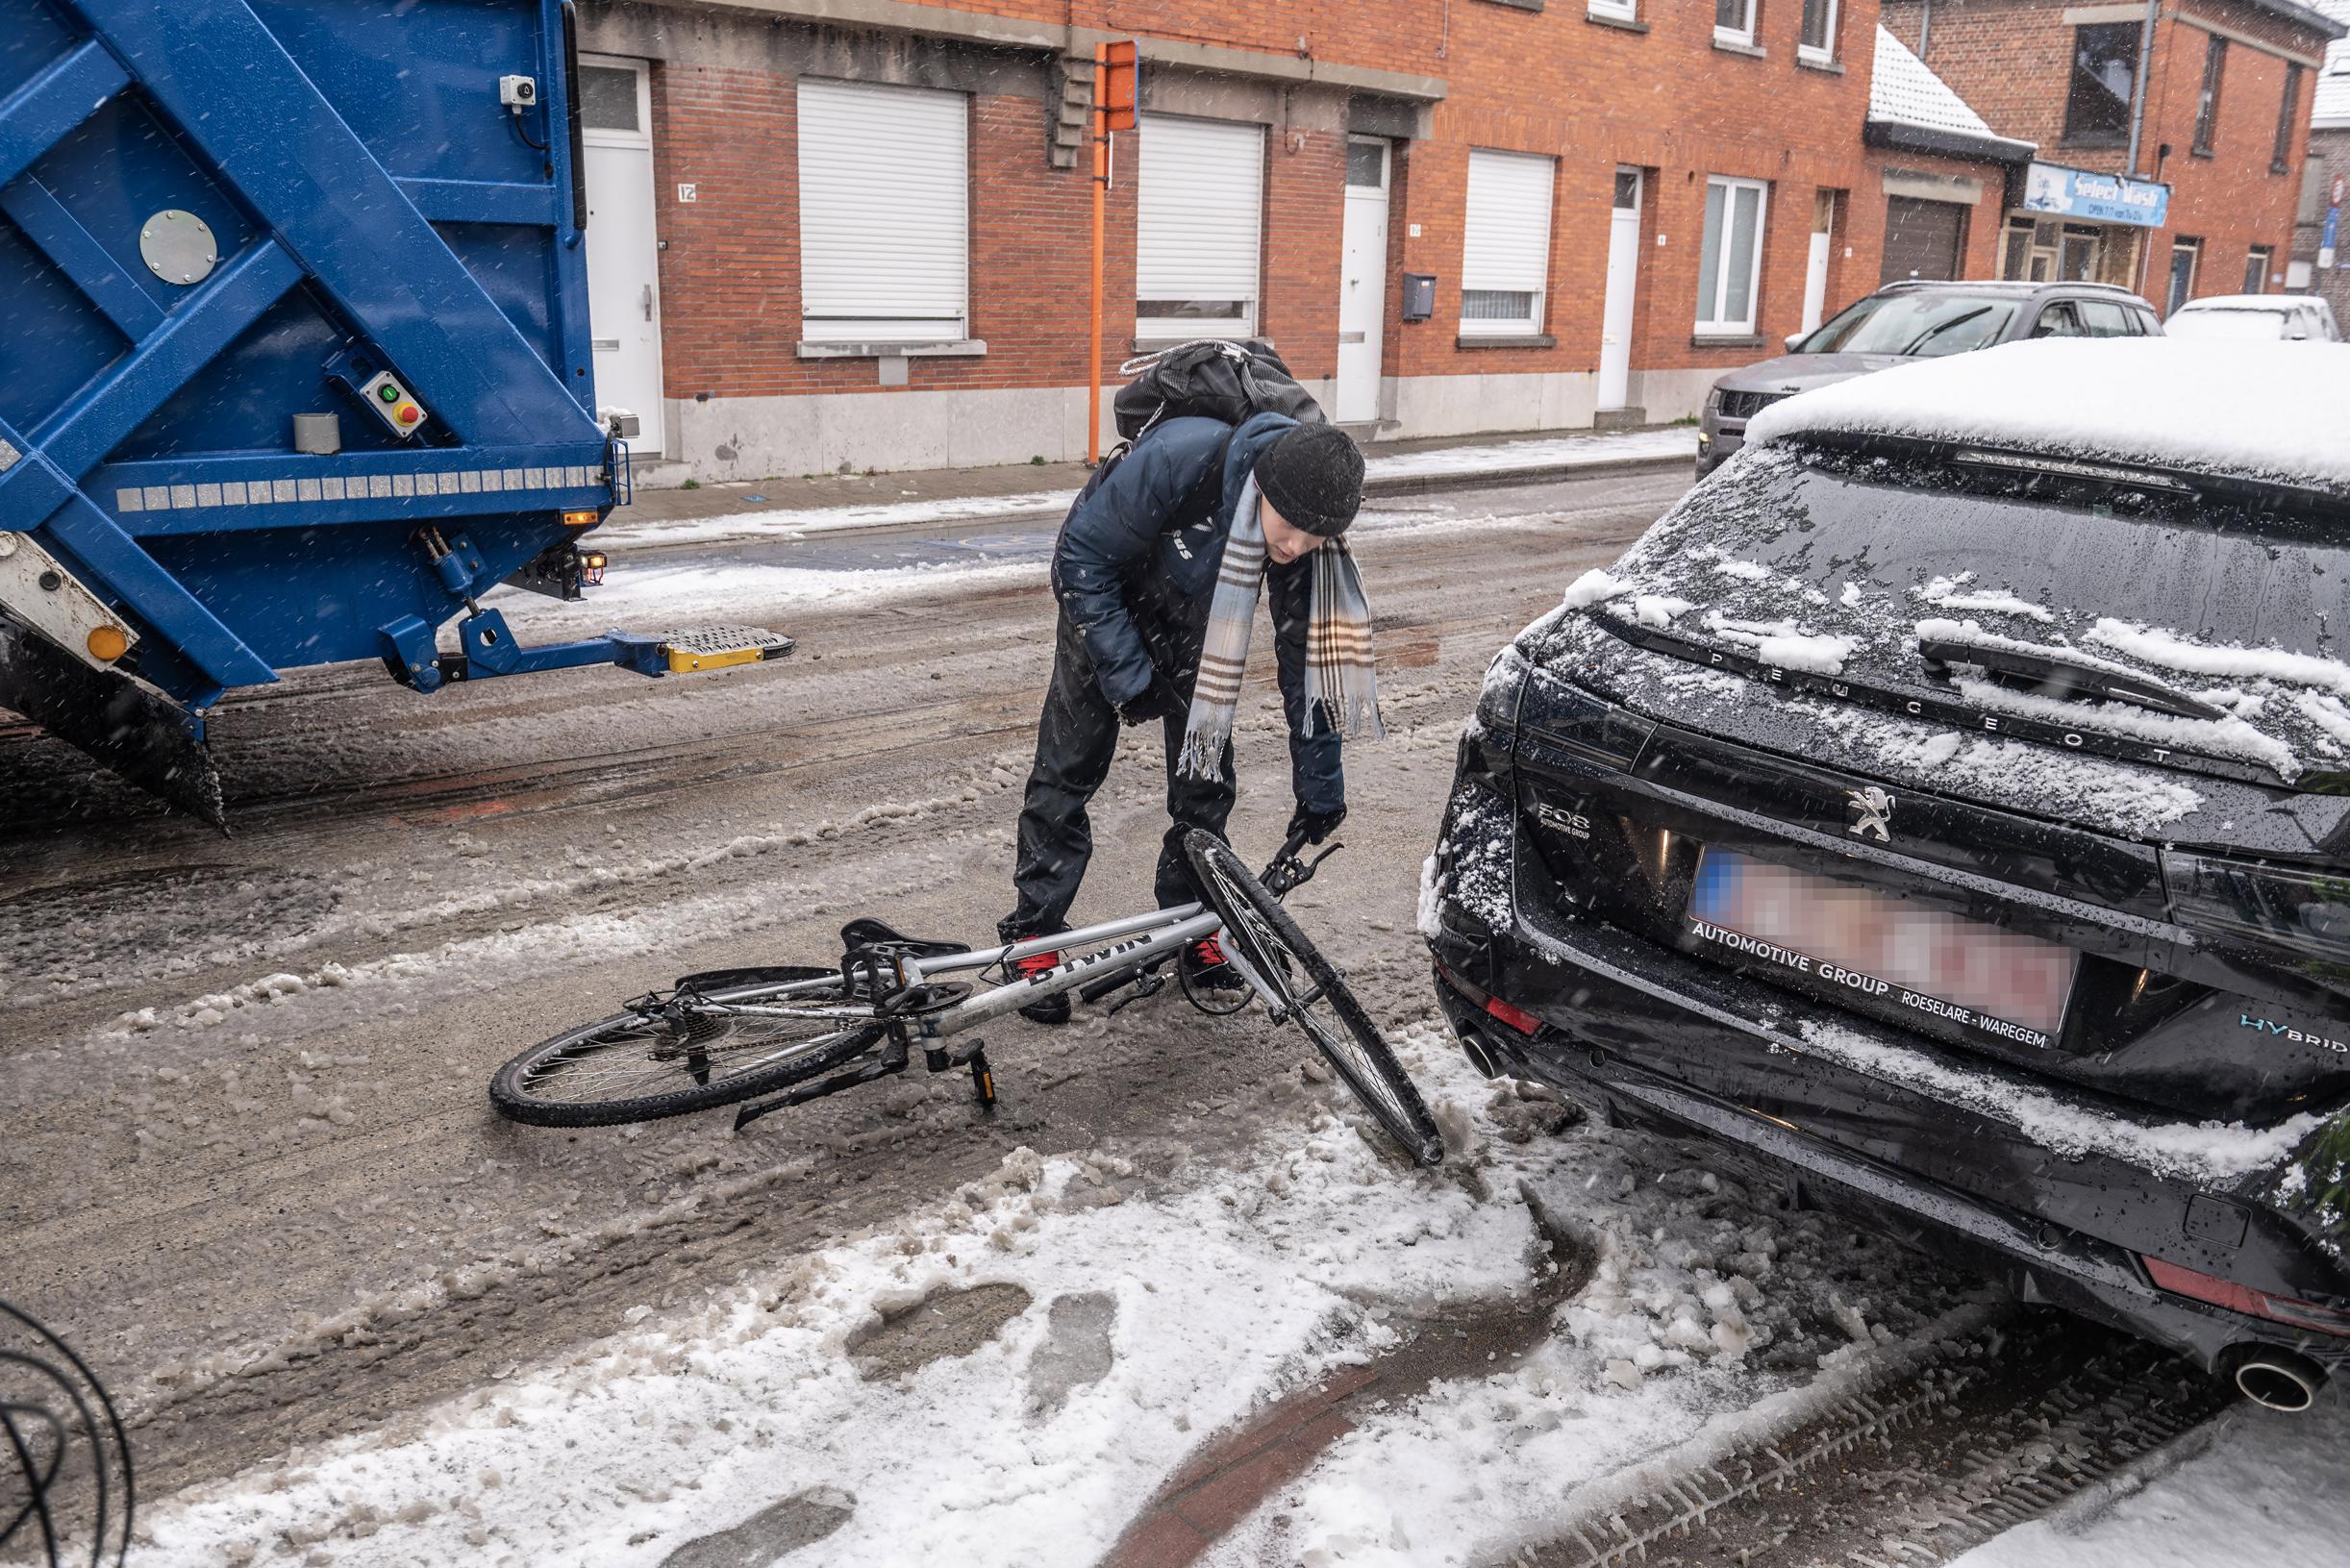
<box><xmin>0</xmin><ymin>619</ymin><xmax>224</xmax><ymax>829</ymax></box>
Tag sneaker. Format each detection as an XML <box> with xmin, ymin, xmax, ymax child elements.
<box><xmin>1182</xmin><ymin>934</ymin><xmax>1245</xmax><ymax>994</ymax></box>
<box><xmin>1011</xmin><ymin>949</ymin><xmax>1071</xmax><ymax>1025</ymax></box>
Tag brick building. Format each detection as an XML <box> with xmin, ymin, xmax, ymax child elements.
<box><xmin>572</xmin><ymin>0</ymin><xmax>2338</xmax><ymax>483</ymax></box>
<box><xmin>2288</xmin><ymin>0</ymin><xmax>2350</xmax><ymax>313</ymax></box>
<box><xmin>1880</xmin><ymin>0</ymin><xmax>2343</xmax><ymax>310</ymax></box>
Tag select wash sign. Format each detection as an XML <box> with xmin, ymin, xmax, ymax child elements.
<box><xmin>2022</xmin><ymin>162</ymin><xmax>2170</xmax><ymax>228</ymax></box>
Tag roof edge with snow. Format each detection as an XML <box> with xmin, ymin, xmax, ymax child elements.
<box><xmin>1866</xmin><ymin>25</ymin><xmax>2038</xmax><ymax>166</ymax></box>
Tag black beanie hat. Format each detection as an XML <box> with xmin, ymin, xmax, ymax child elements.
<box><xmin>1255</xmin><ymin>423</ymin><xmax>1365</xmax><ymax>536</ymax></box>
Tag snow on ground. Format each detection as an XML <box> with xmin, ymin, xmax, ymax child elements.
<box><xmin>1948</xmin><ymin>1398</ymin><xmax>2350</xmax><ymax>1568</ymax></box>
<box><xmin>595</xmin><ymin>429</ymin><xmax>1698</xmax><ymax>552</ymax></box>
<box><xmin>136</xmin><ymin>1020</ymin><xmax>1975</xmax><ymax>1567</ymax></box>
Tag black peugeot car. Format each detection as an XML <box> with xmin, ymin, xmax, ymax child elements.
<box><xmin>1426</xmin><ymin>337</ymin><xmax>2350</xmax><ymax>1411</ymax></box>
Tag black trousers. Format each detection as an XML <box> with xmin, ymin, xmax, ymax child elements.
<box><xmin>1001</xmin><ymin>616</ymin><xmax>1237</xmax><ymax>943</ymax></box>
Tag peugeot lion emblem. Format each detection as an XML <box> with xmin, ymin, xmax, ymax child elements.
<box><xmin>1846</xmin><ymin>786</ymin><xmax>1895</xmax><ymax>842</ymax></box>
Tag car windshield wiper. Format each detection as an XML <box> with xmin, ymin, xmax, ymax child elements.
<box><xmin>1896</xmin><ymin>306</ymin><xmax>1991</xmax><ymax>356</ymax></box>
<box><xmin>1917</xmin><ymin>632</ymin><xmax>2228</xmax><ymax>721</ymax></box>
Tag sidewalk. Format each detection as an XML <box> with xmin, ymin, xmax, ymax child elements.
<box><xmin>599</xmin><ymin>424</ymin><xmax>1696</xmax><ymax>553</ymax></box>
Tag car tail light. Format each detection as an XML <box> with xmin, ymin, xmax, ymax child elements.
<box><xmin>2161</xmin><ymin>851</ymin><xmax>2350</xmax><ymax>965</ymax></box>
<box><xmin>1474</xmin><ymin>645</ymin><xmax>1528</xmax><ymax>735</ymax></box>
<box><xmin>1436</xmin><ymin>961</ymin><xmax>1543</xmax><ymax>1037</ymax></box>
<box><xmin>2142</xmin><ymin>1255</ymin><xmax>2350</xmax><ymax>1338</ymax></box>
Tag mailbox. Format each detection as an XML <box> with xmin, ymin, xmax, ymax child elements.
<box><xmin>1401</xmin><ymin>273</ymin><xmax>1437</xmax><ymax>322</ymax></box>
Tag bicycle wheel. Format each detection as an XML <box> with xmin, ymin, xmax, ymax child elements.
<box><xmin>1184</xmin><ymin>831</ymin><xmax>1445</xmax><ymax>1166</ymax></box>
<box><xmin>489</xmin><ymin>966</ymin><xmax>884</xmax><ymax>1127</ymax></box>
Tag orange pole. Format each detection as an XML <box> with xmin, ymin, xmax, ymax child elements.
<box><xmin>1087</xmin><ymin>41</ymin><xmax>1108</xmax><ymax>467</ymax></box>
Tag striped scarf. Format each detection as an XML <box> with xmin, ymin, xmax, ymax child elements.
<box><xmin>1177</xmin><ymin>475</ymin><xmax>1384</xmax><ymax>781</ymax></box>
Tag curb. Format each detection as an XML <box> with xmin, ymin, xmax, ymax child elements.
<box><xmin>605</xmin><ymin>451</ymin><xmax>1696</xmax><ymax>556</ymax></box>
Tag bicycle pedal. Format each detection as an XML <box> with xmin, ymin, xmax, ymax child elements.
<box><xmin>968</xmin><ymin>1048</ymin><xmax>996</xmax><ymax>1110</ymax></box>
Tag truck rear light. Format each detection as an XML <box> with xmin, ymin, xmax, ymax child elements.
<box><xmin>1436</xmin><ymin>961</ymin><xmax>1543</xmax><ymax>1037</ymax></box>
<box><xmin>2142</xmin><ymin>1255</ymin><xmax>2350</xmax><ymax>1338</ymax></box>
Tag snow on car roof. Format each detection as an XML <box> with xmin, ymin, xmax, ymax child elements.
<box><xmin>2171</xmin><ymin>294</ymin><xmax>2315</xmax><ymax>312</ymax></box>
<box><xmin>1743</xmin><ymin>337</ymin><xmax>2350</xmax><ymax>494</ymax></box>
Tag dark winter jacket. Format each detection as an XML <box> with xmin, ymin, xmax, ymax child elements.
<box><xmin>1051</xmin><ymin>411</ymin><xmax>1342</xmax><ymax>814</ymax></box>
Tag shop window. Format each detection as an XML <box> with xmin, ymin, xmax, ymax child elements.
<box><xmin>2064</xmin><ymin>23</ymin><xmax>2138</xmax><ymax>145</ymax></box>
<box><xmin>1800</xmin><ymin>0</ymin><xmax>1838</xmax><ymax>63</ymax></box>
<box><xmin>1715</xmin><ymin>0</ymin><xmax>1757</xmax><ymax>48</ymax></box>
<box><xmin>2244</xmin><ymin>245</ymin><xmax>2272</xmax><ymax>293</ymax></box>
<box><xmin>2192</xmin><ymin>36</ymin><xmax>2226</xmax><ymax>157</ymax></box>
<box><xmin>1697</xmin><ymin>175</ymin><xmax>1768</xmax><ymax>336</ymax></box>
<box><xmin>2166</xmin><ymin>237</ymin><xmax>2202</xmax><ymax>317</ymax></box>
<box><xmin>1461</xmin><ymin>149</ymin><xmax>1556</xmax><ymax>336</ymax></box>
<box><xmin>797</xmin><ymin>78</ymin><xmax>970</xmax><ymax>344</ymax></box>
<box><xmin>2274</xmin><ymin>64</ymin><xmax>2304</xmax><ymax>174</ymax></box>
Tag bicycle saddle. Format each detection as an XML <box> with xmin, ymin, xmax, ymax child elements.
<box><xmin>838</xmin><ymin>916</ymin><xmax>971</xmax><ymax>959</ymax></box>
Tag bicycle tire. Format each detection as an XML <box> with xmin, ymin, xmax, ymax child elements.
<box><xmin>489</xmin><ymin>966</ymin><xmax>884</xmax><ymax>1128</ymax></box>
<box><xmin>1184</xmin><ymin>830</ymin><xmax>1446</xmax><ymax>1166</ymax></box>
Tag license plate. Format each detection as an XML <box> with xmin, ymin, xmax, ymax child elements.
<box><xmin>1688</xmin><ymin>846</ymin><xmax>2078</xmax><ymax>1050</ymax></box>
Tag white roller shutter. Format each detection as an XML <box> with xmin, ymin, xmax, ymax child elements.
<box><xmin>1461</xmin><ymin>148</ymin><xmax>1556</xmax><ymax>335</ymax></box>
<box><xmin>1137</xmin><ymin>114</ymin><xmax>1265</xmax><ymax>338</ymax></box>
<box><xmin>797</xmin><ymin>78</ymin><xmax>968</xmax><ymax>343</ymax></box>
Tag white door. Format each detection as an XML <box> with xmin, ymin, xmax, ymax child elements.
<box><xmin>1597</xmin><ymin>167</ymin><xmax>1641</xmax><ymax>412</ymax></box>
<box><xmin>1801</xmin><ymin>192</ymin><xmax>1835</xmax><ymax>333</ymax></box>
<box><xmin>578</xmin><ymin>57</ymin><xmax>664</xmax><ymax>455</ymax></box>
<box><xmin>1337</xmin><ymin>138</ymin><xmax>1390</xmax><ymax>423</ymax></box>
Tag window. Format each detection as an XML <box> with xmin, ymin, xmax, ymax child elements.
<box><xmin>796</xmin><ymin>79</ymin><xmax>969</xmax><ymax>344</ymax></box>
<box><xmin>2166</xmin><ymin>237</ymin><xmax>2202</xmax><ymax>317</ymax></box>
<box><xmin>2244</xmin><ymin>245</ymin><xmax>2273</xmax><ymax>293</ymax></box>
<box><xmin>2064</xmin><ymin>23</ymin><xmax>2138</xmax><ymax>144</ymax></box>
<box><xmin>578</xmin><ymin>63</ymin><xmax>644</xmax><ymax>134</ymax></box>
<box><xmin>1460</xmin><ymin>149</ymin><xmax>1556</xmax><ymax>335</ymax></box>
<box><xmin>1588</xmin><ymin>0</ymin><xmax>1638</xmax><ymax>19</ymax></box>
<box><xmin>1715</xmin><ymin>0</ymin><xmax>1757</xmax><ymax>47</ymax></box>
<box><xmin>2274</xmin><ymin>63</ymin><xmax>2304</xmax><ymax>173</ymax></box>
<box><xmin>2076</xmin><ymin>299</ymin><xmax>2137</xmax><ymax>336</ymax></box>
<box><xmin>1800</xmin><ymin>0</ymin><xmax>1838</xmax><ymax>62</ymax></box>
<box><xmin>1136</xmin><ymin>115</ymin><xmax>1265</xmax><ymax>339</ymax></box>
<box><xmin>1697</xmin><ymin>175</ymin><xmax>1768</xmax><ymax>336</ymax></box>
<box><xmin>2030</xmin><ymin>302</ymin><xmax>2085</xmax><ymax>338</ymax></box>
<box><xmin>2192</xmin><ymin>36</ymin><xmax>2226</xmax><ymax>156</ymax></box>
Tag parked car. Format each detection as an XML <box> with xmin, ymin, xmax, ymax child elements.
<box><xmin>1428</xmin><ymin>337</ymin><xmax>2350</xmax><ymax>1411</ymax></box>
<box><xmin>1695</xmin><ymin>280</ymin><xmax>2162</xmax><ymax>478</ymax></box>
<box><xmin>2164</xmin><ymin>293</ymin><xmax>2341</xmax><ymax>343</ymax></box>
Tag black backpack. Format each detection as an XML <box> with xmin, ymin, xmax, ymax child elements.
<box><xmin>1112</xmin><ymin>338</ymin><xmax>1325</xmax><ymax>441</ymax></box>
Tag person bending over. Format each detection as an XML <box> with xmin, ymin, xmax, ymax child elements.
<box><xmin>999</xmin><ymin>413</ymin><xmax>1380</xmax><ymax>1023</ymax></box>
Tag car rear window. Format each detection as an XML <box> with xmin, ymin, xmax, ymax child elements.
<box><xmin>1531</xmin><ymin>444</ymin><xmax>2350</xmax><ymax>792</ymax></box>
<box><xmin>1799</xmin><ymin>292</ymin><xmax>2022</xmax><ymax>357</ymax></box>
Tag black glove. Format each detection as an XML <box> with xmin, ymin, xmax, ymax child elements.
<box><xmin>1288</xmin><ymin>802</ymin><xmax>1347</xmax><ymax>845</ymax></box>
<box><xmin>1113</xmin><ymin>673</ymin><xmax>1186</xmax><ymax>729</ymax></box>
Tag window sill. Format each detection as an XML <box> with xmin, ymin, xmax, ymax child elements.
<box><xmin>2058</xmin><ymin>134</ymin><xmax>2128</xmax><ymax>151</ymax></box>
<box><xmin>1456</xmin><ymin>332</ymin><xmax>1557</xmax><ymax>349</ymax></box>
<box><xmin>2190</xmin><ymin>147</ymin><xmax>2214</xmax><ymax>160</ymax></box>
<box><xmin>1712</xmin><ymin>35</ymin><xmax>1764</xmax><ymax>58</ymax></box>
<box><xmin>1691</xmin><ymin>333</ymin><xmax>1765</xmax><ymax>349</ymax></box>
<box><xmin>1477</xmin><ymin>0</ymin><xmax>1543</xmax><ymax>10</ymax></box>
<box><xmin>1796</xmin><ymin>53</ymin><xmax>1843</xmax><ymax>73</ymax></box>
<box><xmin>2271</xmin><ymin>161</ymin><xmax>2291</xmax><ymax>175</ymax></box>
<box><xmin>797</xmin><ymin>338</ymin><xmax>987</xmax><ymax>360</ymax></box>
<box><xmin>1130</xmin><ymin>334</ymin><xmax>1269</xmax><ymax>355</ymax></box>
<box><xmin>1587</xmin><ymin>10</ymin><xmax>1648</xmax><ymax>32</ymax></box>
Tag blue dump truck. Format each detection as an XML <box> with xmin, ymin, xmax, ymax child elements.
<box><xmin>0</xmin><ymin>0</ymin><xmax>787</xmax><ymax>825</ymax></box>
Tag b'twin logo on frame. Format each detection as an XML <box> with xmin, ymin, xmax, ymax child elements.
<box><xmin>2239</xmin><ymin>1015</ymin><xmax>2350</xmax><ymax>1055</ymax></box>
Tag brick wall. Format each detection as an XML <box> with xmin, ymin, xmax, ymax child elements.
<box><xmin>1879</xmin><ymin>0</ymin><xmax>2330</xmax><ymax>306</ymax></box>
<box><xmin>2296</xmin><ymin>126</ymin><xmax>2350</xmax><ymax>318</ymax></box>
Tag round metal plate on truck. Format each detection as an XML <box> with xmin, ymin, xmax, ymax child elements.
<box><xmin>139</xmin><ymin>209</ymin><xmax>217</xmax><ymax>286</ymax></box>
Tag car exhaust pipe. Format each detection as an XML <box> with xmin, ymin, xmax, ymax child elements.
<box><xmin>2229</xmin><ymin>1349</ymin><xmax>2326</xmax><ymax>1413</ymax></box>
